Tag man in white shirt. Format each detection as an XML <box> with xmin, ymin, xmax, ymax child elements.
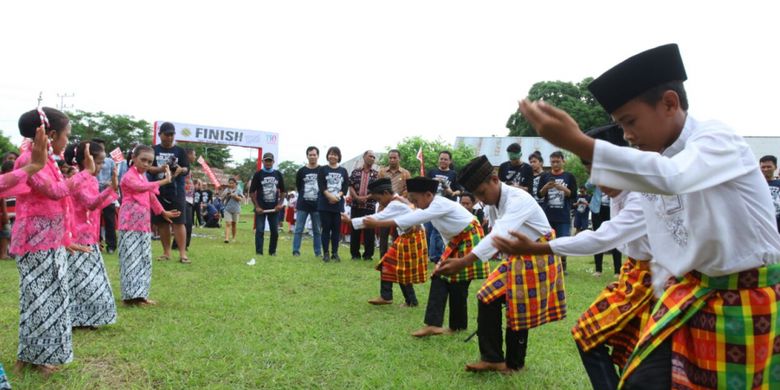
<box><xmin>494</xmin><ymin>124</ymin><xmax>657</xmax><ymax>390</ymax></box>
<box><xmin>435</xmin><ymin>155</ymin><xmax>564</xmax><ymax>374</ymax></box>
<box><xmin>519</xmin><ymin>43</ymin><xmax>780</xmax><ymax>390</ymax></box>
<box><xmin>345</xmin><ymin>178</ymin><xmax>427</xmax><ymax>307</ymax></box>
<box><xmin>364</xmin><ymin>177</ymin><xmax>490</xmax><ymax>337</ymax></box>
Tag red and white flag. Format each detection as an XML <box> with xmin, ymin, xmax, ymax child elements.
<box><xmin>416</xmin><ymin>146</ymin><xmax>425</xmax><ymax>176</ymax></box>
<box><xmin>110</xmin><ymin>147</ymin><xmax>125</xmax><ymax>163</ymax></box>
<box><xmin>197</xmin><ymin>155</ymin><xmax>221</xmax><ymax>189</ymax></box>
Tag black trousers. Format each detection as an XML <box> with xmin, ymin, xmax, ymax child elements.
<box><xmin>101</xmin><ymin>203</ymin><xmax>117</xmax><ymax>251</ymax></box>
<box><xmin>621</xmin><ymin>339</ymin><xmax>671</xmax><ymax>390</ymax></box>
<box><xmin>378</xmin><ymin>226</ymin><xmax>399</xmax><ymax>258</ymax></box>
<box><xmin>592</xmin><ymin>206</ymin><xmax>622</xmax><ymax>273</ymax></box>
<box><xmin>577</xmin><ymin>343</ymin><xmax>619</xmax><ymax>390</ymax></box>
<box><xmin>477</xmin><ymin>297</ymin><xmax>528</xmax><ymax>370</ymax></box>
<box><xmin>350</xmin><ymin>208</ymin><xmax>375</xmax><ymax>259</ymax></box>
<box><xmin>423</xmin><ymin>277</ymin><xmax>470</xmax><ymax>330</ymax></box>
<box><xmin>319</xmin><ymin>211</ymin><xmax>341</xmax><ymax>255</ymax></box>
<box><xmin>193</xmin><ymin>202</ymin><xmax>203</xmax><ymax>226</ymax></box>
<box><xmin>380</xmin><ymin>280</ymin><xmax>417</xmax><ymax>305</ymax></box>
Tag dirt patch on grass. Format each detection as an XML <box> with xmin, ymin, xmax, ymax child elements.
<box><xmin>79</xmin><ymin>356</ymin><xmax>148</xmax><ymax>389</ymax></box>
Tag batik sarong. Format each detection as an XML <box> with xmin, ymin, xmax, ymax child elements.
<box><xmin>67</xmin><ymin>244</ymin><xmax>117</xmax><ymax>326</ymax></box>
<box><xmin>16</xmin><ymin>247</ymin><xmax>73</xmax><ymax>365</ymax></box>
<box><xmin>118</xmin><ymin>230</ymin><xmax>152</xmax><ymax>300</ymax></box>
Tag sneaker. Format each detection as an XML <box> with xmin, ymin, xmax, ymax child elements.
<box><xmin>592</xmin><ymin>271</ymin><xmax>602</xmax><ymax>277</ymax></box>
<box><xmin>332</xmin><ymin>254</ymin><xmax>341</xmax><ymax>262</ymax></box>
<box><xmin>107</xmin><ymin>248</ymin><xmax>115</xmax><ymax>254</ymax></box>
<box><xmin>352</xmin><ymin>256</ymin><xmax>361</xmax><ymax>261</ymax></box>
<box><xmin>363</xmin><ymin>256</ymin><xmax>373</xmax><ymax>261</ymax></box>
<box><xmin>323</xmin><ymin>253</ymin><xmax>330</xmax><ymax>262</ymax></box>
<box><xmin>292</xmin><ymin>252</ymin><xmax>301</xmax><ymax>257</ymax></box>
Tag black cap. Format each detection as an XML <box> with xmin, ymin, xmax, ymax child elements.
<box><xmin>262</xmin><ymin>152</ymin><xmax>274</xmax><ymax>161</ymax></box>
<box><xmin>159</xmin><ymin>122</ymin><xmax>176</xmax><ymax>134</ymax></box>
<box><xmin>588</xmin><ymin>44</ymin><xmax>687</xmax><ymax>113</ymax></box>
<box><xmin>406</xmin><ymin>177</ymin><xmax>439</xmax><ymax>194</ymax></box>
<box><xmin>457</xmin><ymin>155</ymin><xmax>494</xmax><ymax>192</ymax></box>
<box><xmin>506</xmin><ymin>142</ymin><xmax>522</xmax><ymax>153</ymax></box>
<box><xmin>368</xmin><ymin>178</ymin><xmax>392</xmax><ymax>194</ymax></box>
<box><xmin>585</xmin><ymin>124</ymin><xmax>628</xmax><ymax>147</ymax></box>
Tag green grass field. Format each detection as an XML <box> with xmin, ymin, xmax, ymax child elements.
<box><xmin>0</xmin><ymin>215</ymin><xmax>614</xmax><ymax>389</ymax></box>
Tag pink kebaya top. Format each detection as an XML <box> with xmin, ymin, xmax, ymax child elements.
<box><xmin>0</xmin><ymin>169</ymin><xmax>30</xmax><ymax>198</ymax></box>
<box><xmin>119</xmin><ymin>165</ymin><xmax>164</xmax><ymax>232</ymax></box>
<box><xmin>10</xmin><ymin>151</ymin><xmax>90</xmax><ymax>255</ymax></box>
<box><xmin>70</xmin><ymin>175</ymin><xmax>118</xmax><ymax>245</ymax></box>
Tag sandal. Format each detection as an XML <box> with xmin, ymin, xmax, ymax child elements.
<box><xmin>156</xmin><ymin>255</ymin><xmax>170</xmax><ymax>261</ymax></box>
<box><xmin>179</xmin><ymin>257</ymin><xmax>191</xmax><ymax>264</ymax></box>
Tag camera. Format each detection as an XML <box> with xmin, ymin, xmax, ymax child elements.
<box><xmin>165</xmin><ymin>155</ymin><xmax>179</xmax><ymax>171</ymax></box>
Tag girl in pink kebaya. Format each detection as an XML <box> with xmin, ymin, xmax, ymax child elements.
<box><xmin>63</xmin><ymin>141</ymin><xmax>119</xmax><ymax>329</ymax></box>
<box><xmin>13</xmin><ymin>107</ymin><xmax>93</xmax><ymax>377</ymax></box>
<box><xmin>118</xmin><ymin>145</ymin><xmax>179</xmax><ymax>306</ymax></box>
<box><xmin>0</xmin><ymin>125</ymin><xmax>47</xmax><ymax>388</ymax></box>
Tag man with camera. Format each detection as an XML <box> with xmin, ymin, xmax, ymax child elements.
<box><xmin>148</xmin><ymin>122</ymin><xmax>191</xmax><ymax>263</ymax></box>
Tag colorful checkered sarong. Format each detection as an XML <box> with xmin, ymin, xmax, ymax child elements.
<box><xmin>376</xmin><ymin>228</ymin><xmax>428</xmax><ymax>284</ymax></box>
<box><xmin>571</xmin><ymin>258</ymin><xmax>654</xmax><ymax>368</ymax></box>
<box><xmin>620</xmin><ymin>263</ymin><xmax>780</xmax><ymax>389</ymax></box>
<box><xmin>476</xmin><ymin>232</ymin><xmax>566</xmax><ymax>331</ymax></box>
<box><xmin>439</xmin><ymin>219</ymin><xmax>490</xmax><ymax>283</ymax></box>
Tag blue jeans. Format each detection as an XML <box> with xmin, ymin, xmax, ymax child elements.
<box><xmin>255</xmin><ymin>211</ymin><xmax>279</xmax><ymax>255</ymax></box>
<box><xmin>425</xmin><ymin>222</ymin><xmax>444</xmax><ymax>262</ymax></box>
<box><xmin>292</xmin><ymin>209</ymin><xmax>322</xmax><ymax>256</ymax></box>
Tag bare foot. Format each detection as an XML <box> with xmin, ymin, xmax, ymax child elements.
<box><xmin>464</xmin><ymin>360</ymin><xmax>508</xmax><ymax>372</ymax></box>
<box><xmin>411</xmin><ymin>325</ymin><xmax>446</xmax><ymax>337</ymax></box>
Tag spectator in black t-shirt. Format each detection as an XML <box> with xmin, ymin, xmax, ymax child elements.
<box><xmin>498</xmin><ymin>142</ymin><xmax>533</xmax><ymax>191</ymax></box>
<box><xmin>460</xmin><ymin>192</ymin><xmax>487</xmax><ymax>233</ymax></box>
<box><xmin>425</xmin><ymin>150</ymin><xmax>461</xmax><ymax>262</ymax></box>
<box><xmin>538</xmin><ymin>151</ymin><xmax>577</xmax><ymax>272</ymax></box>
<box><xmin>573</xmin><ymin>186</ymin><xmax>591</xmax><ymax>235</ymax></box>
<box><xmin>249</xmin><ymin>153</ymin><xmax>286</xmax><ymax>256</ymax></box>
<box><xmin>148</xmin><ymin>122</ymin><xmax>191</xmax><ymax>263</ymax></box>
<box><xmin>528</xmin><ymin>151</ymin><xmax>548</xmax><ymax>206</ymax></box>
<box><xmin>760</xmin><ymin>155</ymin><xmax>780</xmax><ymax>233</ymax></box>
<box><xmin>317</xmin><ymin>146</ymin><xmax>350</xmax><ymax>262</ymax></box>
<box><xmin>292</xmin><ymin>146</ymin><xmax>322</xmax><ymax>257</ymax></box>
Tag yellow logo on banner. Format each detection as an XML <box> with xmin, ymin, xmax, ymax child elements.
<box><xmin>181</xmin><ymin>127</ymin><xmax>192</xmax><ymax>137</ymax></box>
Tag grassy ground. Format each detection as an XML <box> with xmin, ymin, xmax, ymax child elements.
<box><xmin>0</xmin><ymin>214</ymin><xmax>616</xmax><ymax>389</ymax></box>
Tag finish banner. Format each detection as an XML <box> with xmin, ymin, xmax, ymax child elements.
<box><xmin>154</xmin><ymin>121</ymin><xmax>279</xmax><ymax>158</ymax></box>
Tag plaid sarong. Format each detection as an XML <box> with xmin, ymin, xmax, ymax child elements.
<box><xmin>439</xmin><ymin>219</ymin><xmax>490</xmax><ymax>283</ymax></box>
<box><xmin>376</xmin><ymin>228</ymin><xmax>428</xmax><ymax>284</ymax></box>
<box><xmin>571</xmin><ymin>258</ymin><xmax>654</xmax><ymax>368</ymax></box>
<box><xmin>620</xmin><ymin>263</ymin><xmax>780</xmax><ymax>389</ymax></box>
<box><xmin>476</xmin><ymin>232</ymin><xmax>566</xmax><ymax>331</ymax></box>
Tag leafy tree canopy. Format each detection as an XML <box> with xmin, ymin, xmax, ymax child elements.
<box><xmin>379</xmin><ymin>136</ymin><xmax>475</xmax><ymax>176</ymax></box>
<box><xmin>506</xmin><ymin>78</ymin><xmax>610</xmax><ymax>137</ymax></box>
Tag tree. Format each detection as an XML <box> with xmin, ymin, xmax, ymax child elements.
<box><xmin>67</xmin><ymin>110</ymin><xmax>152</xmax><ymax>153</ymax></box>
<box><xmin>379</xmin><ymin>136</ymin><xmax>476</xmax><ymax>177</ymax></box>
<box><xmin>506</xmin><ymin>78</ymin><xmax>611</xmax><ymax>137</ymax></box>
<box><xmin>67</xmin><ymin>110</ymin><xmax>232</xmax><ymax>168</ymax></box>
<box><xmin>230</xmin><ymin>158</ymin><xmax>259</xmax><ymax>186</ymax></box>
<box><xmin>563</xmin><ymin>151</ymin><xmax>589</xmax><ymax>191</ymax></box>
<box><xmin>277</xmin><ymin>160</ymin><xmax>302</xmax><ymax>192</ymax></box>
<box><xmin>0</xmin><ymin>130</ymin><xmax>17</xmax><ymax>158</ymax></box>
<box><xmin>178</xmin><ymin>143</ymin><xmax>232</xmax><ymax>169</ymax></box>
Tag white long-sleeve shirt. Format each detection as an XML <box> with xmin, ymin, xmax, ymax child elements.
<box><xmin>394</xmin><ymin>196</ymin><xmax>473</xmax><ymax>243</ymax></box>
<box><xmin>590</xmin><ymin>115</ymin><xmax>780</xmax><ymax>278</ymax></box>
<box><xmin>472</xmin><ymin>183</ymin><xmax>552</xmax><ymax>261</ymax></box>
<box><xmin>352</xmin><ymin>199</ymin><xmax>416</xmax><ymax>234</ymax></box>
<box><xmin>550</xmin><ymin>191</ymin><xmax>651</xmax><ymax>260</ymax></box>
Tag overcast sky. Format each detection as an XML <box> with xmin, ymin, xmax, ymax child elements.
<box><xmin>2</xmin><ymin>1</ymin><xmax>778</xmax><ymax>165</ymax></box>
